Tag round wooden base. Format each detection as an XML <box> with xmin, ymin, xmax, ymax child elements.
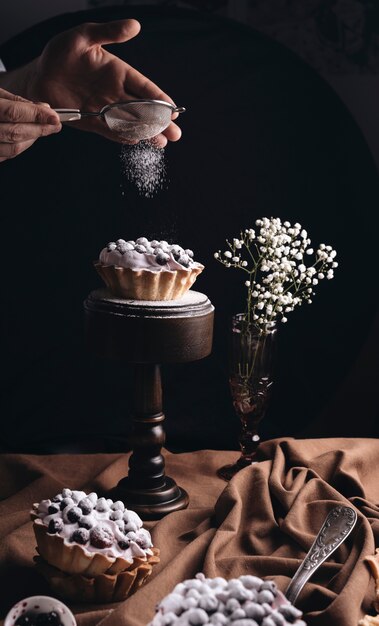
<box><xmin>109</xmin><ymin>476</ymin><xmax>189</xmax><ymax>520</ymax></box>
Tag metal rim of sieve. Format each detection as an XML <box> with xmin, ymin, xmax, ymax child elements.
<box><xmin>101</xmin><ymin>99</ymin><xmax>185</xmax><ymax>140</ymax></box>
<box><xmin>100</xmin><ymin>99</ymin><xmax>185</xmax><ymax>116</ymax></box>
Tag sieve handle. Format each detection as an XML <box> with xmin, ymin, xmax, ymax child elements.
<box><xmin>54</xmin><ymin>109</ymin><xmax>102</xmax><ymax>122</ymax></box>
<box><xmin>54</xmin><ymin>109</ymin><xmax>82</xmax><ymax>122</ymax></box>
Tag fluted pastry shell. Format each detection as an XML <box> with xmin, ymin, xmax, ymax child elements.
<box><xmin>34</xmin><ymin>548</ymin><xmax>160</xmax><ymax>603</ymax></box>
<box><xmin>94</xmin><ymin>261</ymin><xmax>204</xmax><ymax>301</ymax></box>
<box><xmin>32</xmin><ymin>516</ymin><xmax>152</xmax><ymax>577</ymax></box>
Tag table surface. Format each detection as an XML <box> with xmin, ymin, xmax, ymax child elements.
<box><xmin>1</xmin><ymin>438</ymin><xmax>378</xmax><ymax>626</ymax></box>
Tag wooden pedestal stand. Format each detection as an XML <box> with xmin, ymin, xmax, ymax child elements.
<box><xmin>83</xmin><ymin>288</ymin><xmax>214</xmax><ymax>519</ymax></box>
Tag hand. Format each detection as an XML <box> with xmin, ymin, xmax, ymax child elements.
<box><xmin>0</xmin><ymin>88</ymin><xmax>61</xmax><ymax>163</ymax></box>
<box><xmin>24</xmin><ymin>19</ymin><xmax>182</xmax><ymax>147</ymax></box>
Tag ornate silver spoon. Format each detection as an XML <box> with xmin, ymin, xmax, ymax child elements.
<box><xmin>284</xmin><ymin>505</ymin><xmax>358</xmax><ymax>605</ymax></box>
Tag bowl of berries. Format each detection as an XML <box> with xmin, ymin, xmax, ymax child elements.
<box><xmin>4</xmin><ymin>595</ymin><xmax>76</xmax><ymax>626</ymax></box>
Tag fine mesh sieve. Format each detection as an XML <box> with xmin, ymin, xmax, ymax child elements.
<box><xmin>55</xmin><ymin>99</ymin><xmax>185</xmax><ymax>141</ymax></box>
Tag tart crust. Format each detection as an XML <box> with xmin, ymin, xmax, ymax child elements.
<box><xmin>94</xmin><ymin>261</ymin><xmax>204</xmax><ymax>301</ymax></box>
<box><xmin>34</xmin><ymin>548</ymin><xmax>160</xmax><ymax>603</ymax></box>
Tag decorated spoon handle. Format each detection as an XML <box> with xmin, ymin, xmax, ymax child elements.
<box><xmin>284</xmin><ymin>505</ymin><xmax>357</xmax><ymax>605</ymax></box>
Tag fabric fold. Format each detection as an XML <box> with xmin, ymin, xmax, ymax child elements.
<box><xmin>1</xmin><ymin>440</ymin><xmax>378</xmax><ymax>626</ymax></box>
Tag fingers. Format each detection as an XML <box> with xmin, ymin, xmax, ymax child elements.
<box><xmin>123</xmin><ymin>65</ymin><xmax>176</xmax><ymax>106</ymax></box>
<box><xmin>147</xmin><ymin>122</ymin><xmax>181</xmax><ymax>148</ymax></box>
<box><xmin>122</xmin><ymin>68</ymin><xmax>183</xmax><ymax>132</ymax></box>
<box><xmin>162</xmin><ymin>121</ymin><xmax>182</xmax><ymax>142</ymax></box>
<box><xmin>0</xmin><ymin>87</ymin><xmax>29</xmax><ymax>103</ymax></box>
<box><xmin>80</xmin><ymin>19</ymin><xmax>141</xmax><ymax>46</ymax></box>
<box><xmin>0</xmin><ymin>121</ymin><xmax>60</xmax><ymax>160</ymax></box>
<box><xmin>0</xmin><ymin>121</ymin><xmax>61</xmax><ymax>144</ymax></box>
<box><xmin>0</xmin><ymin>93</ymin><xmax>61</xmax><ymax>162</ymax></box>
<box><xmin>0</xmin><ymin>139</ymin><xmax>35</xmax><ymax>162</ymax></box>
<box><xmin>0</xmin><ymin>98</ymin><xmax>60</xmax><ymax>125</ymax></box>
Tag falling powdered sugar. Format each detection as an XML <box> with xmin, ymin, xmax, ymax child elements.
<box><xmin>120</xmin><ymin>140</ymin><xmax>167</xmax><ymax>197</ymax></box>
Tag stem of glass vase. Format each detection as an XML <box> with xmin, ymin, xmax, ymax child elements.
<box><xmin>217</xmin><ymin>314</ymin><xmax>277</xmax><ymax>481</ymax></box>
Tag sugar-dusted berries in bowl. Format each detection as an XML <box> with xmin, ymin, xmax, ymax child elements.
<box><xmin>4</xmin><ymin>596</ymin><xmax>76</xmax><ymax>626</ymax></box>
<box><xmin>31</xmin><ymin>488</ymin><xmax>160</xmax><ymax>603</ymax></box>
<box><xmin>148</xmin><ymin>573</ymin><xmax>306</xmax><ymax>626</ymax></box>
<box><xmin>94</xmin><ymin>237</ymin><xmax>204</xmax><ymax>301</ymax></box>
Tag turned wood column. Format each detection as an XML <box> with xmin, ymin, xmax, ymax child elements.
<box><xmin>83</xmin><ymin>288</ymin><xmax>214</xmax><ymax>519</ymax></box>
<box><xmin>127</xmin><ymin>364</ymin><xmax>166</xmax><ymax>491</ymax></box>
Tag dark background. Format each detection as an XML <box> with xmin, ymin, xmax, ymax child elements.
<box><xmin>0</xmin><ymin>2</ymin><xmax>378</xmax><ymax>453</ymax></box>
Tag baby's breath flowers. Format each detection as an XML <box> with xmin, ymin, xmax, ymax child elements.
<box><xmin>214</xmin><ymin>217</ymin><xmax>338</xmax><ymax>331</ymax></box>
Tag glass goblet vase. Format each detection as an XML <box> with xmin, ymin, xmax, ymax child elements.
<box><xmin>217</xmin><ymin>313</ymin><xmax>277</xmax><ymax>481</ymax></box>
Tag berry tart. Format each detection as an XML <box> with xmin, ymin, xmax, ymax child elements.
<box><xmin>31</xmin><ymin>488</ymin><xmax>160</xmax><ymax>603</ymax></box>
<box><xmin>94</xmin><ymin>237</ymin><xmax>204</xmax><ymax>301</ymax></box>
<box><xmin>148</xmin><ymin>573</ymin><xmax>307</xmax><ymax>626</ymax></box>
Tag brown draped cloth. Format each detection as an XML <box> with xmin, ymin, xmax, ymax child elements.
<box><xmin>1</xmin><ymin>438</ymin><xmax>378</xmax><ymax>626</ymax></box>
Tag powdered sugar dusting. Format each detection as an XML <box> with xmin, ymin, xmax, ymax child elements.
<box><xmin>121</xmin><ymin>140</ymin><xmax>167</xmax><ymax>197</ymax></box>
<box><xmin>148</xmin><ymin>573</ymin><xmax>305</xmax><ymax>626</ymax></box>
<box><xmin>33</xmin><ymin>488</ymin><xmax>153</xmax><ymax>559</ymax></box>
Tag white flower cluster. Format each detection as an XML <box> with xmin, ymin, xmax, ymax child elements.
<box><xmin>214</xmin><ymin>217</ymin><xmax>338</xmax><ymax>329</ymax></box>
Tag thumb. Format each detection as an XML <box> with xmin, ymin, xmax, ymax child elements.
<box><xmin>80</xmin><ymin>18</ymin><xmax>141</xmax><ymax>46</ymax></box>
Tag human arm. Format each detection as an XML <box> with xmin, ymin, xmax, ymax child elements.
<box><xmin>0</xmin><ymin>19</ymin><xmax>182</xmax><ymax>147</ymax></box>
